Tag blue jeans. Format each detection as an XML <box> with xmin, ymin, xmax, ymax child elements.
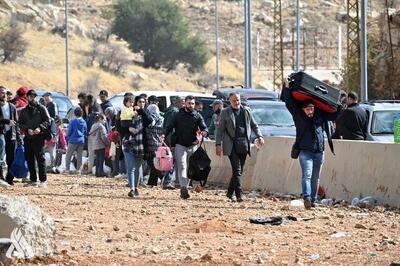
<box><xmin>299</xmin><ymin>150</ymin><xmax>324</xmax><ymax>203</ymax></box>
<box><xmin>123</xmin><ymin>149</ymin><xmax>143</xmax><ymax>189</ymax></box>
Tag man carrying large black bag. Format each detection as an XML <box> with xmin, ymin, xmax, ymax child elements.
<box><xmin>162</xmin><ymin>95</ymin><xmax>208</xmax><ymax>200</ymax></box>
<box><xmin>216</xmin><ymin>92</ymin><xmax>264</xmax><ymax>202</ymax></box>
<box><xmin>282</xmin><ymin>84</ymin><xmax>337</xmax><ymax>209</ymax></box>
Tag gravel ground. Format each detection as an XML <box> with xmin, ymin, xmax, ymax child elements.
<box><xmin>1</xmin><ymin>174</ymin><xmax>400</xmax><ymax>265</ymax></box>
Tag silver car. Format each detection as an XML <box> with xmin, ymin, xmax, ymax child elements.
<box><xmin>360</xmin><ymin>101</ymin><xmax>400</xmax><ymax>143</ymax></box>
<box><xmin>246</xmin><ymin>100</ymin><xmax>296</xmax><ymax>141</ymax></box>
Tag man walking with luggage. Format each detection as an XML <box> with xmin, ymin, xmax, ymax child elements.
<box><xmin>216</xmin><ymin>93</ymin><xmax>264</xmax><ymax>202</ymax></box>
<box><xmin>334</xmin><ymin>91</ymin><xmax>368</xmax><ymax>140</ymax></box>
<box><xmin>162</xmin><ymin>95</ymin><xmax>208</xmax><ymax>199</ymax></box>
<box><xmin>282</xmin><ymin>86</ymin><xmax>336</xmax><ymax>209</ymax></box>
<box><xmin>19</xmin><ymin>89</ymin><xmax>51</xmax><ymax>188</ymax></box>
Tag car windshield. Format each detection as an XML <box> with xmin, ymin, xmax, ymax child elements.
<box><xmin>53</xmin><ymin>97</ymin><xmax>72</xmax><ymax>113</ymax></box>
<box><xmin>249</xmin><ymin>104</ymin><xmax>294</xmax><ymax>127</ymax></box>
<box><xmin>372</xmin><ymin>110</ymin><xmax>400</xmax><ymax>134</ymax></box>
<box><xmin>110</xmin><ymin>96</ymin><xmax>124</xmax><ymax>110</ymax></box>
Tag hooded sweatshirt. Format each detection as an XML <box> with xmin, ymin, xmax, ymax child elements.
<box><xmin>67</xmin><ymin>117</ymin><xmax>87</xmax><ymax>145</ymax></box>
<box><xmin>89</xmin><ymin>122</ymin><xmax>109</xmax><ymax>150</ymax></box>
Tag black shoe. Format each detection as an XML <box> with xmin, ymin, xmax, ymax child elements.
<box><xmin>7</xmin><ymin>180</ymin><xmax>14</xmax><ymax>186</ymax></box>
<box><xmin>226</xmin><ymin>191</ymin><xmax>234</xmax><ymax>200</ymax></box>
<box><xmin>128</xmin><ymin>190</ymin><xmax>135</xmax><ymax>198</ymax></box>
<box><xmin>134</xmin><ymin>189</ymin><xmax>139</xmax><ymax>197</ymax></box>
<box><xmin>311</xmin><ymin>202</ymin><xmax>316</xmax><ymax>208</ymax></box>
<box><xmin>180</xmin><ymin>187</ymin><xmax>190</xmax><ymax>199</ymax></box>
<box><xmin>236</xmin><ymin>197</ymin><xmax>244</xmax><ymax>203</ymax></box>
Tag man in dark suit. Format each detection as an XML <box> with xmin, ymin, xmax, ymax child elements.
<box><xmin>215</xmin><ymin>92</ymin><xmax>264</xmax><ymax>202</ymax></box>
<box><xmin>0</xmin><ymin>86</ymin><xmax>21</xmax><ymax>185</ymax></box>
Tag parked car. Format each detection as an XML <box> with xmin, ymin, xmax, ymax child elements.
<box><xmin>360</xmin><ymin>100</ymin><xmax>400</xmax><ymax>143</ymax></box>
<box><xmin>246</xmin><ymin>100</ymin><xmax>296</xmax><ymax>141</ymax></box>
<box><xmin>35</xmin><ymin>91</ymin><xmax>73</xmax><ymax>119</ymax></box>
<box><xmin>109</xmin><ymin>90</ymin><xmax>216</xmax><ymax>126</ymax></box>
<box><xmin>213</xmin><ymin>86</ymin><xmax>279</xmax><ymax>103</ymax></box>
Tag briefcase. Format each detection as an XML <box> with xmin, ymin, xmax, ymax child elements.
<box><xmin>288</xmin><ymin>71</ymin><xmax>342</xmax><ymax>113</ymax></box>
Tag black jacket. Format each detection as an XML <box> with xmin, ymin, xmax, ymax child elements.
<box><xmin>283</xmin><ymin>86</ymin><xmax>336</xmax><ymax>153</ymax></box>
<box><xmin>46</xmin><ymin>101</ymin><xmax>58</xmax><ymax>118</ymax></box>
<box><xmin>335</xmin><ymin>103</ymin><xmax>368</xmax><ymax>140</ymax></box>
<box><xmin>164</xmin><ymin>108</ymin><xmax>208</xmax><ymax>147</ymax></box>
<box><xmin>0</xmin><ymin>103</ymin><xmax>21</xmax><ymax>142</ymax></box>
<box><xmin>100</xmin><ymin>100</ymin><xmax>113</xmax><ymax>114</ymax></box>
<box><xmin>19</xmin><ymin>102</ymin><xmax>51</xmax><ymax>139</ymax></box>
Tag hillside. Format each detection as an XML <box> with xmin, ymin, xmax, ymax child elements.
<box><xmin>0</xmin><ymin>0</ymin><xmax>386</xmax><ymax>96</ymax></box>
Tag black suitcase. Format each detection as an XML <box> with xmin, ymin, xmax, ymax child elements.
<box><xmin>288</xmin><ymin>71</ymin><xmax>342</xmax><ymax>113</ymax></box>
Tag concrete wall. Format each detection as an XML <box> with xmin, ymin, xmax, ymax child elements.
<box><xmin>205</xmin><ymin>137</ymin><xmax>400</xmax><ymax>207</ymax></box>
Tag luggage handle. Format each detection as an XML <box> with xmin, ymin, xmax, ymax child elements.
<box><xmin>314</xmin><ymin>85</ymin><xmax>328</xmax><ymax>94</ymax></box>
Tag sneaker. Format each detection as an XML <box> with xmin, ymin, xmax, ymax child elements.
<box><xmin>162</xmin><ymin>184</ymin><xmax>175</xmax><ymax>190</ymax></box>
<box><xmin>180</xmin><ymin>187</ymin><xmax>190</xmax><ymax>200</ymax></box>
<box><xmin>0</xmin><ymin>179</ymin><xmax>10</xmax><ymax>188</ymax></box>
<box><xmin>114</xmin><ymin>174</ymin><xmax>123</xmax><ymax>179</ymax></box>
<box><xmin>134</xmin><ymin>189</ymin><xmax>139</xmax><ymax>197</ymax></box>
<box><xmin>128</xmin><ymin>189</ymin><xmax>135</xmax><ymax>198</ymax></box>
<box><xmin>21</xmin><ymin>177</ymin><xmax>30</xmax><ymax>183</ymax></box>
<box><xmin>304</xmin><ymin>198</ymin><xmax>312</xmax><ymax>210</ymax></box>
<box><xmin>39</xmin><ymin>181</ymin><xmax>47</xmax><ymax>188</ymax></box>
<box><xmin>25</xmin><ymin>181</ymin><xmax>39</xmax><ymax>187</ymax></box>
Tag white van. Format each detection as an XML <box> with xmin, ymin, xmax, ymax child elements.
<box><xmin>109</xmin><ymin>90</ymin><xmax>216</xmax><ymax>125</ymax></box>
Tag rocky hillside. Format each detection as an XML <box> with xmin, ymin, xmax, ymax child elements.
<box><xmin>0</xmin><ymin>0</ymin><xmax>389</xmax><ymax>96</ymax></box>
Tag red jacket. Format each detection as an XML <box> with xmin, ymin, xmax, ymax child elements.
<box><xmin>11</xmin><ymin>96</ymin><xmax>28</xmax><ymax>116</ymax></box>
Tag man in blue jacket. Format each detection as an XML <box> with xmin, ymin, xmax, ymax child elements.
<box><xmin>282</xmin><ymin>86</ymin><xmax>336</xmax><ymax>209</ymax></box>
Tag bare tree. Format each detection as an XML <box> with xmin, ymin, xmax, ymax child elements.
<box><xmin>97</xmin><ymin>42</ymin><xmax>130</xmax><ymax>75</ymax></box>
<box><xmin>0</xmin><ymin>27</ymin><xmax>28</xmax><ymax>63</ymax></box>
<box><xmin>87</xmin><ymin>41</ymin><xmax>101</xmax><ymax>67</ymax></box>
<box><xmin>81</xmin><ymin>74</ymin><xmax>100</xmax><ymax>94</ymax></box>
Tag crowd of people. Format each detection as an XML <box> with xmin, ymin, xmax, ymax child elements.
<box><xmin>0</xmin><ymin>83</ymin><xmax>370</xmax><ymax>206</ymax></box>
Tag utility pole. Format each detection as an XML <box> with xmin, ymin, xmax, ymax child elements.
<box><xmin>214</xmin><ymin>0</ymin><xmax>220</xmax><ymax>90</ymax></box>
<box><xmin>244</xmin><ymin>0</ymin><xmax>252</xmax><ymax>88</ymax></box>
<box><xmin>346</xmin><ymin>0</ymin><xmax>360</xmax><ymax>93</ymax></box>
<box><xmin>64</xmin><ymin>0</ymin><xmax>70</xmax><ymax>96</ymax></box>
<box><xmin>273</xmin><ymin>0</ymin><xmax>283</xmax><ymax>91</ymax></box>
<box><xmin>360</xmin><ymin>0</ymin><xmax>368</xmax><ymax>101</ymax></box>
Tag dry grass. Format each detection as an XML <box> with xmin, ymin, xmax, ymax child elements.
<box><xmin>0</xmin><ymin>29</ymin><xmax>223</xmax><ymax>97</ymax></box>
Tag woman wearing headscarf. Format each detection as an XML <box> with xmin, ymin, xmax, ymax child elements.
<box><xmin>145</xmin><ymin>101</ymin><xmax>169</xmax><ymax>187</ymax></box>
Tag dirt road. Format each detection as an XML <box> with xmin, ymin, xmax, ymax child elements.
<box><xmin>2</xmin><ymin>174</ymin><xmax>400</xmax><ymax>265</ymax></box>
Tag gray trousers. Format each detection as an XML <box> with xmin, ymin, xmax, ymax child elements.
<box><xmin>65</xmin><ymin>143</ymin><xmax>84</xmax><ymax>171</ymax></box>
<box><xmin>174</xmin><ymin>144</ymin><xmax>197</xmax><ymax>188</ymax></box>
<box><xmin>87</xmin><ymin>139</ymin><xmax>95</xmax><ymax>171</ymax></box>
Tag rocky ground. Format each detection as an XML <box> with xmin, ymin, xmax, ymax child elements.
<box><xmin>1</xmin><ymin>174</ymin><xmax>400</xmax><ymax>265</ymax></box>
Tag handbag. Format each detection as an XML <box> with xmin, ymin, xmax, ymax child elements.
<box><xmin>291</xmin><ymin>142</ymin><xmax>300</xmax><ymax>159</ymax></box>
<box><xmin>233</xmin><ymin>137</ymin><xmax>249</xmax><ymax>155</ymax></box>
<box><xmin>188</xmin><ymin>138</ymin><xmax>211</xmax><ymax>186</ymax></box>
<box><xmin>10</xmin><ymin>144</ymin><xmax>29</xmax><ymax>178</ymax></box>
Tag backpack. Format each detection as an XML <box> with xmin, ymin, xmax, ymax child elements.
<box><xmin>153</xmin><ymin>145</ymin><xmax>174</xmax><ymax>172</ymax></box>
<box><xmin>188</xmin><ymin>139</ymin><xmax>211</xmax><ymax>187</ymax></box>
<box><xmin>10</xmin><ymin>145</ymin><xmax>29</xmax><ymax>178</ymax></box>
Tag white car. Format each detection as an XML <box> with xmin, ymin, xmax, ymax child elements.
<box><xmin>360</xmin><ymin>101</ymin><xmax>400</xmax><ymax>143</ymax></box>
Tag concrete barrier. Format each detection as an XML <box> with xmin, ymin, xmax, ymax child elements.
<box><xmin>205</xmin><ymin>137</ymin><xmax>400</xmax><ymax>207</ymax></box>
